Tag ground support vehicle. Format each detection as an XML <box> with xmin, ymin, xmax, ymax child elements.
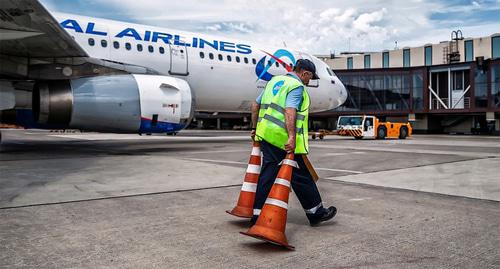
<box><xmin>336</xmin><ymin>115</ymin><xmax>412</xmax><ymax>140</ymax></box>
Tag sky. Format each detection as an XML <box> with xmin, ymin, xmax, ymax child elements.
<box><xmin>40</xmin><ymin>0</ymin><xmax>500</xmax><ymax>55</ymax></box>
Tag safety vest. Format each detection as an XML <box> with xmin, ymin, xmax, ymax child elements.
<box><xmin>256</xmin><ymin>74</ymin><xmax>310</xmax><ymax>154</ymax></box>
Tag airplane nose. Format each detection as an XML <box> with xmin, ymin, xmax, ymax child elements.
<box><xmin>329</xmin><ymin>77</ymin><xmax>347</xmax><ymax>109</ymax></box>
<box><xmin>339</xmin><ymin>83</ymin><xmax>348</xmax><ymax>105</ymax></box>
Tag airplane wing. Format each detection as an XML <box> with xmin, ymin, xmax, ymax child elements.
<box><xmin>0</xmin><ymin>0</ymin><xmax>87</xmax><ymax>58</ymax></box>
<box><xmin>0</xmin><ymin>0</ymin><xmax>158</xmax><ymax>81</ymax></box>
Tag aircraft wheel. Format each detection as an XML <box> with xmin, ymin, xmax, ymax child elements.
<box><xmin>312</xmin><ymin>134</ymin><xmax>316</xmax><ymax>140</ymax></box>
<box><xmin>319</xmin><ymin>134</ymin><xmax>324</xmax><ymax>140</ymax></box>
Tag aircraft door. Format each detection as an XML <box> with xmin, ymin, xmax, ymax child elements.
<box><xmin>169</xmin><ymin>44</ymin><xmax>189</xmax><ymax>76</ymax></box>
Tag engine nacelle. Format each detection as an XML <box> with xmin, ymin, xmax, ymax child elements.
<box><xmin>33</xmin><ymin>74</ymin><xmax>194</xmax><ymax>133</ymax></box>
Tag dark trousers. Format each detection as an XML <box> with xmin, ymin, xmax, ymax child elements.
<box><xmin>253</xmin><ymin>140</ymin><xmax>323</xmax><ymax>221</ymax></box>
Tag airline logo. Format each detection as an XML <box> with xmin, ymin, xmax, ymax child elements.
<box><xmin>255</xmin><ymin>49</ymin><xmax>296</xmax><ymax>81</ymax></box>
<box><xmin>272</xmin><ymin>81</ymin><xmax>285</xmax><ymax>96</ymax></box>
<box><xmin>60</xmin><ymin>19</ymin><xmax>252</xmax><ymax>54</ymax></box>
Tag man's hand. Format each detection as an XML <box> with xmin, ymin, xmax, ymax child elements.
<box><xmin>250</xmin><ymin>129</ymin><xmax>256</xmax><ymax>141</ymax></box>
<box><xmin>285</xmin><ymin>136</ymin><xmax>296</xmax><ymax>153</ymax></box>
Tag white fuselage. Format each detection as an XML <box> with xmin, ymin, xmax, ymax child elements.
<box><xmin>53</xmin><ymin>12</ymin><xmax>347</xmax><ymax>113</ymax></box>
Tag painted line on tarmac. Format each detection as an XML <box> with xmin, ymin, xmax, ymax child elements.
<box><xmin>316</xmin><ymin>167</ymin><xmax>364</xmax><ymax>174</ymax></box>
<box><xmin>0</xmin><ymin>184</ymin><xmax>242</xmax><ymax>210</ymax></box>
<box><xmin>310</xmin><ymin>144</ymin><xmax>500</xmax><ymax>158</ymax></box>
<box><xmin>181</xmin><ymin>150</ymin><xmax>249</xmax><ymax>155</ymax></box>
<box><xmin>324</xmin><ymin>151</ymin><xmax>366</xmax><ymax>156</ymax></box>
<box><xmin>50</xmin><ymin>134</ymin><xmax>250</xmax><ymax>142</ymax></box>
<box><xmin>184</xmin><ymin>158</ymin><xmax>364</xmax><ymax>174</ymax></box>
<box><xmin>324</xmin><ymin>156</ymin><xmax>491</xmax><ymax>181</ymax></box>
<box><xmin>182</xmin><ymin>158</ymin><xmax>247</xmax><ymax>165</ymax></box>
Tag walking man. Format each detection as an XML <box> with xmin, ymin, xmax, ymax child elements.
<box><xmin>250</xmin><ymin>59</ymin><xmax>337</xmax><ymax>226</ymax></box>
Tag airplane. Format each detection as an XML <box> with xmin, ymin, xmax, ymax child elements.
<box><xmin>0</xmin><ymin>0</ymin><xmax>347</xmax><ymax>144</ymax></box>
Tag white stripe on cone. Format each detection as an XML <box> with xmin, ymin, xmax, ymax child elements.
<box><xmin>274</xmin><ymin>178</ymin><xmax>291</xmax><ymax>188</ymax></box>
<box><xmin>265</xmin><ymin>198</ymin><xmax>288</xmax><ymax>210</ymax></box>
<box><xmin>246</xmin><ymin>164</ymin><xmax>261</xmax><ymax>174</ymax></box>
<box><xmin>251</xmin><ymin>146</ymin><xmax>261</xmax><ymax>156</ymax></box>
<box><xmin>280</xmin><ymin>159</ymin><xmax>299</xmax><ymax>168</ymax></box>
<box><xmin>241</xmin><ymin>182</ymin><xmax>257</xmax><ymax>192</ymax></box>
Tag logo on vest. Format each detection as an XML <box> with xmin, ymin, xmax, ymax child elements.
<box><xmin>272</xmin><ymin>81</ymin><xmax>285</xmax><ymax>96</ymax></box>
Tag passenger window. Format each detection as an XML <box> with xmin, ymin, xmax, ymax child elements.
<box><xmin>275</xmin><ymin>61</ymin><xmax>279</xmax><ymax>68</ymax></box>
<box><xmin>218</xmin><ymin>54</ymin><xmax>223</xmax><ymax>61</ymax></box>
<box><xmin>209</xmin><ymin>53</ymin><xmax>214</xmax><ymax>60</ymax></box>
<box><xmin>88</xmin><ymin>38</ymin><xmax>95</xmax><ymax>46</ymax></box>
<box><xmin>267</xmin><ymin>60</ymin><xmax>272</xmax><ymax>66</ymax></box>
<box><xmin>227</xmin><ymin>55</ymin><xmax>232</xmax><ymax>62</ymax></box>
<box><xmin>236</xmin><ymin>56</ymin><xmax>241</xmax><ymax>63</ymax></box>
<box><xmin>159</xmin><ymin>47</ymin><xmax>165</xmax><ymax>54</ymax></box>
<box><xmin>200</xmin><ymin>51</ymin><xmax>205</xmax><ymax>59</ymax></box>
<box><xmin>101</xmin><ymin>40</ymin><xmax>107</xmax><ymax>47</ymax></box>
<box><xmin>137</xmin><ymin>44</ymin><xmax>143</xmax><ymax>52</ymax></box>
<box><xmin>125</xmin><ymin>43</ymin><xmax>131</xmax><ymax>50</ymax></box>
<box><xmin>244</xmin><ymin>57</ymin><xmax>249</xmax><ymax>64</ymax></box>
<box><xmin>113</xmin><ymin>41</ymin><xmax>119</xmax><ymax>49</ymax></box>
<box><xmin>148</xmin><ymin>45</ymin><xmax>154</xmax><ymax>53</ymax></box>
<box><xmin>252</xmin><ymin>58</ymin><xmax>257</xmax><ymax>65</ymax></box>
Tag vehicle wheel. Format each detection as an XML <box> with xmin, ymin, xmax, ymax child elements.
<box><xmin>312</xmin><ymin>134</ymin><xmax>316</xmax><ymax>140</ymax></box>
<box><xmin>319</xmin><ymin>134</ymin><xmax>324</xmax><ymax>140</ymax></box>
<box><xmin>354</xmin><ymin>136</ymin><xmax>363</xmax><ymax>140</ymax></box>
<box><xmin>399</xmin><ymin>127</ymin><xmax>408</xmax><ymax>139</ymax></box>
<box><xmin>377</xmin><ymin>126</ymin><xmax>387</xmax><ymax>139</ymax></box>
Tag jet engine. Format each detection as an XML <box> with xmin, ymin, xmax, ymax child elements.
<box><xmin>32</xmin><ymin>74</ymin><xmax>194</xmax><ymax>133</ymax></box>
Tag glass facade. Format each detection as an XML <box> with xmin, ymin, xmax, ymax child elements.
<box><xmin>474</xmin><ymin>68</ymin><xmax>488</xmax><ymax>108</ymax></box>
<box><xmin>403</xmin><ymin>49</ymin><xmax>411</xmax><ymax>67</ymax></box>
<box><xmin>347</xmin><ymin>57</ymin><xmax>353</xmax><ymax>69</ymax></box>
<box><xmin>336</xmin><ymin>71</ymin><xmax>417</xmax><ymax>112</ymax></box>
<box><xmin>465</xmin><ymin>40</ymin><xmax>474</xmax><ymax>62</ymax></box>
<box><xmin>332</xmin><ymin>60</ymin><xmax>500</xmax><ymax>115</ymax></box>
<box><xmin>425</xmin><ymin>46</ymin><xmax>432</xmax><ymax>66</ymax></box>
<box><xmin>493</xmin><ymin>37</ymin><xmax>500</xmax><ymax>59</ymax></box>
<box><xmin>493</xmin><ymin>64</ymin><xmax>500</xmax><ymax>107</ymax></box>
<box><xmin>364</xmin><ymin>55</ymin><xmax>371</xmax><ymax>69</ymax></box>
<box><xmin>412</xmin><ymin>73</ymin><xmax>424</xmax><ymax>110</ymax></box>
<box><xmin>383</xmin><ymin>52</ymin><xmax>389</xmax><ymax>68</ymax></box>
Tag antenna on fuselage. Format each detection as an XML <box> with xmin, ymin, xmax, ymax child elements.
<box><xmin>283</xmin><ymin>41</ymin><xmax>287</xmax><ymax>47</ymax></box>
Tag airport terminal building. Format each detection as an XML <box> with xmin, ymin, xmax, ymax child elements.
<box><xmin>317</xmin><ymin>32</ymin><xmax>500</xmax><ymax>135</ymax></box>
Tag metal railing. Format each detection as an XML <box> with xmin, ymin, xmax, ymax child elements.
<box><xmin>431</xmin><ymin>97</ymin><xmax>470</xmax><ymax>110</ymax></box>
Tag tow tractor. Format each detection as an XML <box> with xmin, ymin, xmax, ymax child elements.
<box><xmin>336</xmin><ymin>115</ymin><xmax>412</xmax><ymax>140</ymax></box>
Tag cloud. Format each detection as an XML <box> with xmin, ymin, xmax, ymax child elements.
<box><xmin>40</xmin><ymin>0</ymin><xmax>500</xmax><ymax>54</ymax></box>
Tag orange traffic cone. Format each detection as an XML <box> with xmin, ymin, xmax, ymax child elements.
<box><xmin>226</xmin><ymin>141</ymin><xmax>262</xmax><ymax>218</ymax></box>
<box><xmin>240</xmin><ymin>153</ymin><xmax>297</xmax><ymax>250</ymax></box>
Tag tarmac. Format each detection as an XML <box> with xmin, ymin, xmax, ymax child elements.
<box><xmin>0</xmin><ymin>129</ymin><xmax>499</xmax><ymax>268</ymax></box>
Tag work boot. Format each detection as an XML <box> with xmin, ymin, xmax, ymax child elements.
<box><xmin>308</xmin><ymin>206</ymin><xmax>337</xmax><ymax>226</ymax></box>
